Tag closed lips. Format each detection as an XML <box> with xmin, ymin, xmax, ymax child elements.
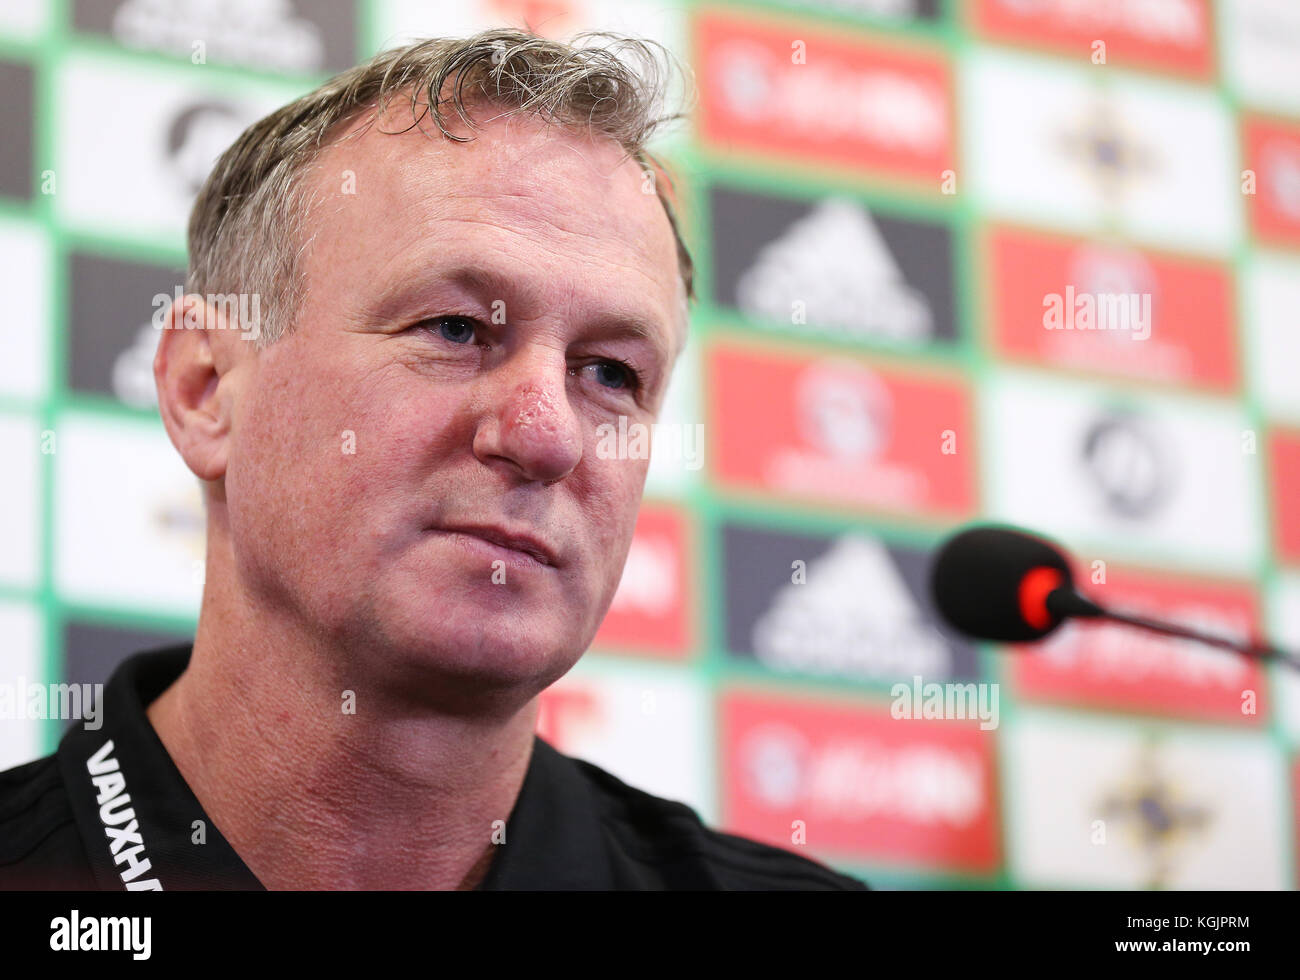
<box><xmin>434</xmin><ymin>525</ymin><xmax>557</xmax><ymax>566</ymax></box>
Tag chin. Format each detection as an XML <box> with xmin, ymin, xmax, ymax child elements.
<box><xmin>370</xmin><ymin>589</ymin><xmax>590</xmax><ymax>697</ymax></box>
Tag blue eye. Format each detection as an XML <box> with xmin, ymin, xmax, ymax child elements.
<box><xmin>437</xmin><ymin>317</ymin><xmax>475</xmax><ymax>344</ymax></box>
<box><xmin>589</xmin><ymin>360</ymin><xmax>636</xmax><ymax>391</ymax></box>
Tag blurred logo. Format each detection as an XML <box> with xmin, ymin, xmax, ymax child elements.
<box><xmin>966</xmin><ymin>50</ymin><xmax>1238</xmax><ymax>252</ymax></box>
<box><xmin>974</xmin><ymin>0</ymin><xmax>1211</xmax><ymax>76</ymax></box>
<box><xmin>609</xmin><ymin>534</ymin><xmax>676</xmax><ymax>618</ymax></box>
<box><xmin>796</xmin><ymin>360</ymin><xmax>893</xmax><ymax>462</ymax></box>
<box><xmin>735</xmin><ymin>199</ymin><xmax>933</xmax><ymax>341</ymax></box>
<box><xmin>1220</xmin><ymin>0</ymin><xmax>1300</xmax><ymax>115</ymax></box>
<box><xmin>710</xmin><ymin>344</ymin><xmax>976</xmax><ymax>518</ymax></box>
<box><xmin>108</xmin><ymin>0</ymin><xmax>326</xmax><ymax>73</ymax></box>
<box><xmin>1097</xmin><ymin>736</ymin><xmax>1214</xmax><ymax>890</ymax></box>
<box><xmin>591</xmin><ymin>506</ymin><xmax>689</xmax><ymax>657</ymax></box>
<box><xmin>68</xmin><ymin>253</ymin><xmax>184</xmax><ymax>406</ymax></box>
<box><xmin>697</xmin><ymin>10</ymin><xmax>953</xmax><ymax>182</ymax></box>
<box><xmin>112</xmin><ymin>324</ymin><xmax>160</xmax><ymax>409</ymax></box>
<box><xmin>751</xmin><ymin>534</ymin><xmax>951</xmax><ymax>680</ymax></box>
<box><xmin>712</xmin><ymin>39</ymin><xmax>771</xmax><ymax>124</ymax></box>
<box><xmin>709</xmin><ymin>184</ymin><xmax>956</xmax><ymax>347</ymax></box>
<box><xmin>1263</xmin><ymin>142</ymin><xmax>1300</xmax><ymax>220</ymax></box>
<box><xmin>151</xmin><ymin>482</ymin><xmax>206</xmax><ymax>563</ymax></box>
<box><xmin>1246</xmin><ymin>118</ymin><xmax>1300</xmax><ymax>246</ymax></box>
<box><xmin>1080</xmin><ymin>410</ymin><xmax>1175</xmax><ymax>519</ymax></box>
<box><xmin>723</xmin><ymin>692</ymin><xmax>997</xmax><ymax>870</ymax></box>
<box><xmin>986</xmin><ymin>225</ymin><xmax>1235</xmax><ymax>388</ymax></box>
<box><xmin>741</xmin><ymin>724</ymin><xmax>810</xmax><ymax>810</ymax></box>
<box><xmin>707</xmin><ymin>39</ymin><xmax>945</xmax><ymax>153</ymax></box>
<box><xmin>1059</xmin><ymin>99</ymin><xmax>1160</xmax><ymax>207</ymax></box>
<box><xmin>164</xmin><ymin>101</ymin><xmax>246</xmax><ymax>196</ymax></box>
<box><xmin>1071</xmin><ymin>244</ymin><xmax>1158</xmax><ymax>313</ymax></box>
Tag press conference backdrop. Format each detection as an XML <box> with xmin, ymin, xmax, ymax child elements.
<box><xmin>2</xmin><ymin>0</ymin><xmax>1299</xmax><ymax>890</ymax></box>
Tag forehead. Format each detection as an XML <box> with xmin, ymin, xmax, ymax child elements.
<box><xmin>301</xmin><ymin>102</ymin><xmax>685</xmax><ymax>346</ymax></box>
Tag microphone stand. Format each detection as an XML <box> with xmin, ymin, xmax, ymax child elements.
<box><xmin>1047</xmin><ymin>587</ymin><xmax>1300</xmax><ymax>672</ymax></box>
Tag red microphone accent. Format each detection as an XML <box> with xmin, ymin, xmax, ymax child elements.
<box><xmin>1018</xmin><ymin>566</ymin><xmax>1063</xmax><ymax>630</ymax></box>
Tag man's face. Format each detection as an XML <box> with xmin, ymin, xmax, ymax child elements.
<box><xmin>218</xmin><ymin>104</ymin><xmax>684</xmax><ymax>705</ymax></box>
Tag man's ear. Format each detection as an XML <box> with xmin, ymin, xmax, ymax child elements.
<box><xmin>153</xmin><ymin>294</ymin><xmax>245</xmax><ymax>483</ymax></box>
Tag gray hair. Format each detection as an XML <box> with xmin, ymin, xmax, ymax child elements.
<box><xmin>185</xmin><ymin>28</ymin><xmax>696</xmax><ymax>349</ymax></box>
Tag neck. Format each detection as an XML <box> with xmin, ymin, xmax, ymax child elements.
<box><xmin>146</xmin><ymin>525</ymin><xmax>539</xmax><ymax>891</ymax></box>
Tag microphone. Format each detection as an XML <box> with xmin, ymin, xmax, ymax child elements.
<box><xmin>929</xmin><ymin>524</ymin><xmax>1300</xmax><ymax>671</ymax></box>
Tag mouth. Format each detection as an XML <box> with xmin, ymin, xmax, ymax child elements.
<box><xmin>428</xmin><ymin>523</ymin><xmax>558</xmax><ymax>568</ymax></box>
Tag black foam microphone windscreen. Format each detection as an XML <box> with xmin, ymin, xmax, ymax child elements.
<box><xmin>929</xmin><ymin>525</ymin><xmax>1076</xmax><ymax>643</ymax></box>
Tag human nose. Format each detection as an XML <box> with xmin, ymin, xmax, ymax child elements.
<box><xmin>471</xmin><ymin>349</ymin><xmax>584</xmax><ymax>485</ymax></box>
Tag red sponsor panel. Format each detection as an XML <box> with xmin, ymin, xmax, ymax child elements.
<box><xmin>970</xmin><ymin>0</ymin><xmax>1214</xmax><ymax>78</ymax></box>
<box><xmin>536</xmin><ymin>685</ymin><xmax>602</xmax><ymax>747</ymax></box>
<box><xmin>708</xmin><ymin>342</ymin><xmax>976</xmax><ymax>520</ymax></box>
<box><xmin>590</xmin><ymin>504</ymin><xmax>691</xmax><ymax>658</ymax></box>
<box><xmin>720</xmin><ymin>690</ymin><xmax>1000</xmax><ymax>871</ymax></box>
<box><xmin>1243</xmin><ymin>116</ymin><xmax>1300</xmax><ymax>248</ymax></box>
<box><xmin>695</xmin><ymin>8</ymin><xmax>954</xmax><ymax>185</ymax></box>
<box><xmin>986</xmin><ymin>225</ymin><xmax>1238</xmax><ymax>391</ymax></box>
<box><xmin>1012</xmin><ymin>566</ymin><xmax>1266</xmax><ymax>722</ymax></box>
<box><xmin>1270</xmin><ymin>431</ymin><xmax>1300</xmax><ymax>565</ymax></box>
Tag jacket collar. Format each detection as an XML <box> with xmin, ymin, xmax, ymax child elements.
<box><xmin>57</xmin><ymin>644</ymin><xmax>614</xmax><ymax>890</ymax></box>
<box><xmin>57</xmin><ymin>645</ymin><xmax>263</xmax><ymax>890</ymax></box>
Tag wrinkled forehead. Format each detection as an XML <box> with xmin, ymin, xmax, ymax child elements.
<box><xmin>306</xmin><ymin>97</ymin><xmax>689</xmax><ymax>354</ymax></box>
<box><xmin>324</xmin><ymin>91</ymin><xmax>643</xmax><ymax>197</ymax></box>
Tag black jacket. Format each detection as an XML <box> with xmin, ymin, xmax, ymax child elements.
<box><xmin>0</xmin><ymin>645</ymin><xmax>868</xmax><ymax>891</ymax></box>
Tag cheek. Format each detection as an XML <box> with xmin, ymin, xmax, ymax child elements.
<box><xmin>227</xmin><ymin>359</ymin><xmax>387</xmax><ymax>541</ymax></box>
<box><xmin>376</xmin><ymin>381</ymin><xmax>476</xmax><ymax>467</ymax></box>
<box><xmin>581</xmin><ymin>457</ymin><xmax>649</xmax><ymax>592</ymax></box>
